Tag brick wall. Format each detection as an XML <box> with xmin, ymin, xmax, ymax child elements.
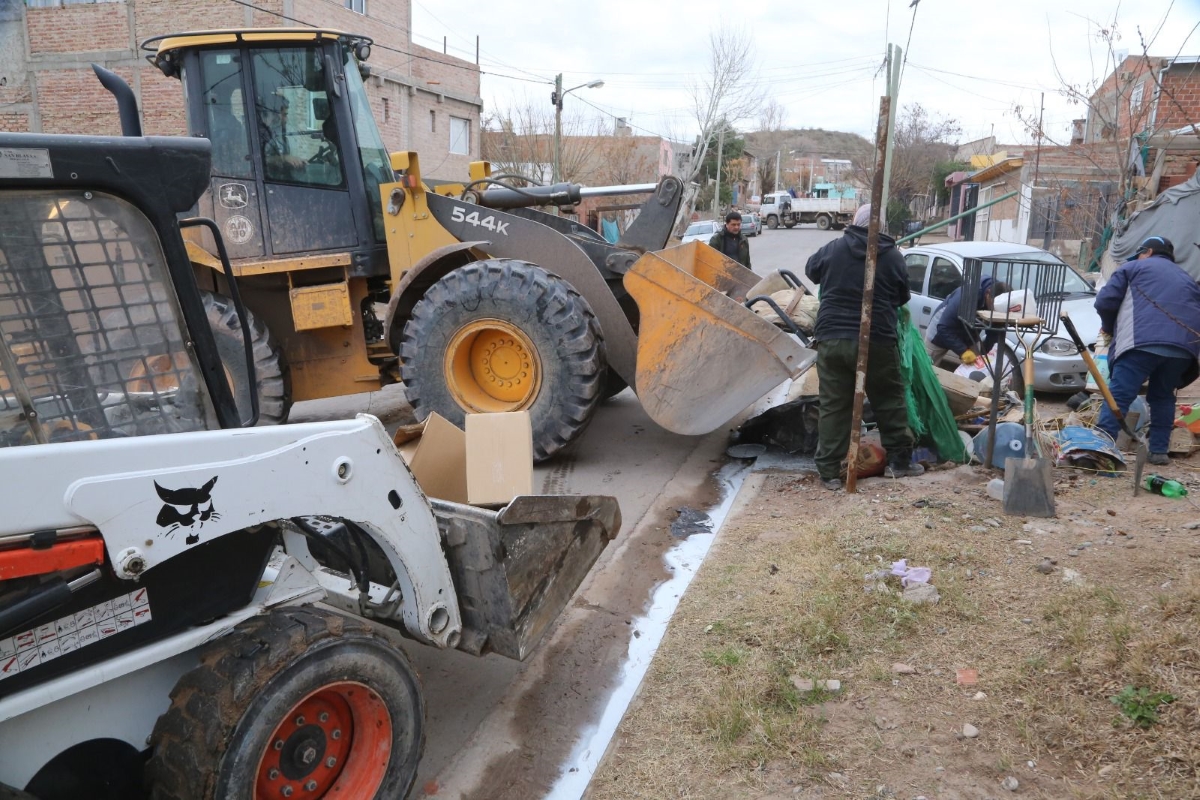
<box><xmin>0</xmin><ymin>113</ymin><xmax>30</xmax><ymax>132</ymax></box>
<box><xmin>1158</xmin><ymin>63</ymin><xmax>1200</xmax><ymax>131</ymax></box>
<box><xmin>9</xmin><ymin>0</ymin><xmax>480</xmax><ymax>178</ymax></box>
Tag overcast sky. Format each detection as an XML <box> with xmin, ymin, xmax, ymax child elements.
<box><xmin>411</xmin><ymin>0</ymin><xmax>1200</xmax><ymax>148</ymax></box>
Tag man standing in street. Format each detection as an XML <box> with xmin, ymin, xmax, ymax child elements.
<box><xmin>1094</xmin><ymin>235</ymin><xmax>1200</xmax><ymax>465</ymax></box>
<box><xmin>709</xmin><ymin>211</ymin><xmax>751</xmax><ymax>268</ymax></box>
<box><xmin>805</xmin><ymin>203</ymin><xmax>922</xmax><ymax>490</ymax></box>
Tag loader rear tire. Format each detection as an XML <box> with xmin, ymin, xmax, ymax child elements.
<box><xmin>399</xmin><ymin>259</ymin><xmax>605</xmax><ymax>462</ymax></box>
<box><xmin>202</xmin><ymin>291</ymin><xmax>291</xmax><ymax>425</ymax></box>
<box><xmin>147</xmin><ymin>607</ymin><xmax>423</xmax><ymax>800</ymax></box>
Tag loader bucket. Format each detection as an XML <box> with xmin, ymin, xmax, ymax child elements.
<box><xmin>623</xmin><ymin>241</ymin><xmax>815</xmax><ymax>435</ymax></box>
<box><xmin>433</xmin><ymin>494</ymin><xmax>619</xmax><ymax>661</ymax></box>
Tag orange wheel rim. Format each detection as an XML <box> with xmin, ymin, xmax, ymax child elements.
<box><xmin>254</xmin><ymin>681</ymin><xmax>392</xmax><ymax>799</ymax></box>
<box><xmin>128</xmin><ymin>353</ymin><xmax>235</xmax><ymax>394</ymax></box>
<box><xmin>444</xmin><ymin>319</ymin><xmax>541</xmax><ymax>413</ymax></box>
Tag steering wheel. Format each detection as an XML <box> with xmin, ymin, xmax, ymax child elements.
<box><xmin>308</xmin><ymin>144</ymin><xmax>337</xmax><ymax>165</ymax></box>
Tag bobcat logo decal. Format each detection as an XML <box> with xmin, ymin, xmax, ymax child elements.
<box><xmin>155</xmin><ymin>476</ymin><xmax>220</xmax><ymax>545</ymax></box>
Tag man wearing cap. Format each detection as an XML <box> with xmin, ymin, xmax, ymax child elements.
<box><xmin>805</xmin><ymin>202</ymin><xmax>922</xmax><ymax>490</ymax></box>
<box><xmin>709</xmin><ymin>211</ymin><xmax>751</xmax><ymax>268</ymax></box>
<box><xmin>1094</xmin><ymin>235</ymin><xmax>1200</xmax><ymax>464</ymax></box>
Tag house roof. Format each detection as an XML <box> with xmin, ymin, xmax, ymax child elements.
<box><xmin>969</xmin><ymin>157</ymin><xmax>1024</xmax><ymax>184</ymax></box>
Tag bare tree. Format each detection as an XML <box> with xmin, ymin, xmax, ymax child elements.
<box><xmin>482</xmin><ymin>97</ymin><xmax>602</xmax><ymax>185</ymax></box>
<box><xmin>754</xmin><ymin>99</ymin><xmax>787</xmax><ymax>194</ymax></box>
<box><xmin>858</xmin><ymin>103</ymin><xmax>959</xmax><ymax>211</ymax></box>
<box><xmin>674</xmin><ymin>27</ymin><xmax>763</xmax><ymax>226</ymax></box>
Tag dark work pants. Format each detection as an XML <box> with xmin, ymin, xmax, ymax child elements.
<box><xmin>1097</xmin><ymin>348</ymin><xmax>1193</xmax><ymax>453</ymax></box>
<box><xmin>815</xmin><ymin>338</ymin><xmax>914</xmax><ymax>479</ymax></box>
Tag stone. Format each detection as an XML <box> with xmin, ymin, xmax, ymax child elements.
<box><xmin>892</xmin><ymin>662</ymin><xmax>918</xmax><ymax>674</ymax></box>
<box><xmin>826</xmin><ymin>772</ymin><xmax>848</xmax><ymax>787</ymax></box>
<box><xmin>985</xmin><ymin>518</ymin><xmax>1002</xmax><ymax>528</ymax></box>
<box><xmin>1067</xmin><ymin>549</ymin><xmax>1080</xmax><ymax>557</ymax></box>
<box><xmin>1184</xmin><ymin>521</ymin><xmax>1200</xmax><ymax>530</ymax></box>
<box><xmin>961</xmin><ymin>723</ymin><xmax>980</xmax><ymax>738</ymax></box>
<box><xmin>1001</xmin><ymin>776</ymin><xmax>1019</xmax><ymax>791</ymax></box>
<box><xmin>1014</xmin><ymin>539</ymin><xmax>1033</xmax><ymax>545</ymax></box>
<box><xmin>1036</xmin><ymin>559</ymin><xmax>1054</xmax><ymax>575</ymax></box>
<box><xmin>791</xmin><ymin>676</ymin><xmax>841</xmax><ymax>694</ymax></box>
<box><xmin>1062</xmin><ymin>568</ymin><xmax>1085</xmax><ymax>587</ymax></box>
<box><xmin>1021</xmin><ymin>618</ymin><xmax>1033</xmax><ymax>624</ymax></box>
<box><xmin>973</xmin><ymin>691</ymin><xmax>988</xmax><ymax>700</ymax></box>
<box><xmin>970</xmin><ymin>526</ymin><xmax>988</xmax><ymax>533</ymax></box>
<box><xmin>902</xmin><ymin>583</ymin><xmax>941</xmax><ymax>605</ymax></box>
<box><xmin>1098</xmin><ymin>764</ymin><xmax>1115</xmax><ymax>777</ymax></box>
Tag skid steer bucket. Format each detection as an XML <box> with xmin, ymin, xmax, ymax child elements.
<box><xmin>434</xmin><ymin>495</ymin><xmax>619</xmax><ymax>661</ymax></box>
<box><xmin>623</xmin><ymin>241</ymin><xmax>816</xmax><ymax>434</ymax></box>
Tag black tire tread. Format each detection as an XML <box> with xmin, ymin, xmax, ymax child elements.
<box><xmin>398</xmin><ymin>259</ymin><xmax>605</xmax><ymax>462</ymax></box>
<box><xmin>201</xmin><ymin>291</ymin><xmax>291</xmax><ymax>424</ymax></box>
<box><xmin>146</xmin><ymin>607</ymin><xmax>421</xmax><ymax>800</ymax></box>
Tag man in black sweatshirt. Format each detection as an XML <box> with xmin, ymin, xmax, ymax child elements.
<box><xmin>708</xmin><ymin>211</ymin><xmax>751</xmax><ymax>267</ymax></box>
<box><xmin>804</xmin><ymin>204</ymin><xmax>921</xmax><ymax>490</ymax></box>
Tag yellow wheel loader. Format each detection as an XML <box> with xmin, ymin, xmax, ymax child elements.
<box><xmin>139</xmin><ymin>28</ymin><xmax>815</xmax><ymax>460</ymax></box>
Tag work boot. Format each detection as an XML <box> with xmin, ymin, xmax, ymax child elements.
<box><xmin>821</xmin><ymin>476</ymin><xmax>843</xmax><ymax>491</ymax></box>
<box><xmin>884</xmin><ymin>457</ymin><xmax>925</xmax><ymax>479</ymax></box>
<box><xmin>1148</xmin><ymin>452</ymin><xmax>1170</xmax><ymax>466</ymax></box>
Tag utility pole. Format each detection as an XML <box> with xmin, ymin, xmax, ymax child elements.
<box><xmin>713</xmin><ymin>125</ymin><xmax>725</xmax><ymax>216</ymax></box>
<box><xmin>845</xmin><ymin>94</ymin><xmax>892</xmax><ymax>495</ymax></box>
<box><xmin>879</xmin><ymin>44</ymin><xmax>903</xmax><ymax>226</ymax></box>
<box><xmin>774</xmin><ymin>150</ymin><xmax>781</xmax><ymax>193</ymax></box>
<box><xmin>552</xmin><ymin>73</ymin><xmax>563</xmax><ymax>184</ymax></box>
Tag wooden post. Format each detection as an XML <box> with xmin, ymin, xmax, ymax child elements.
<box><xmin>845</xmin><ymin>95</ymin><xmax>891</xmax><ymax>494</ymax></box>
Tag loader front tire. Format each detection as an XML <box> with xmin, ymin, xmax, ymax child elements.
<box><xmin>147</xmin><ymin>607</ymin><xmax>423</xmax><ymax>800</ymax></box>
<box><xmin>202</xmin><ymin>291</ymin><xmax>291</xmax><ymax>425</ymax></box>
<box><xmin>399</xmin><ymin>259</ymin><xmax>605</xmax><ymax>462</ymax></box>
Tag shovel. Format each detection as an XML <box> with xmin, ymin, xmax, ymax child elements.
<box><xmin>1003</xmin><ymin>328</ymin><xmax>1056</xmax><ymax>517</ymax></box>
<box><xmin>1060</xmin><ymin>313</ymin><xmax>1148</xmax><ymax>496</ymax></box>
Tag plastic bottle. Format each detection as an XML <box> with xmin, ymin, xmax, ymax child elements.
<box><xmin>987</xmin><ymin>478</ymin><xmax>1005</xmax><ymax>501</ymax></box>
<box><xmin>1143</xmin><ymin>474</ymin><xmax>1188</xmax><ymax>498</ymax></box>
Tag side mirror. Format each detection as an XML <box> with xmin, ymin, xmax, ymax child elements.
<box><xmin>312</xmin><ymin>97</ymin><xmax>330</xmax><ymax>121</ymax></box>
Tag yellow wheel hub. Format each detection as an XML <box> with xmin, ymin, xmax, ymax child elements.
<box><xmin>445</xmin><ymin>320</ymin><xmax>541</xmax><ymax>413</ymax></box>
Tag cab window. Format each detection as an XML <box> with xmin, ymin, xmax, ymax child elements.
<box><xmin>199</xmin><ymin>50</ymin><xmax>252</xmax><ymax>179</ymax></box>
<box><xmin>904</xmin><ymin>253</ymin><xmax>929</xmax><ymax>294</ymax></box>
<box><xmin>928</xmin><ymin>256</ymin><xmax>962</xmax><ymax>299</ymax></box>
<box><xmin>250</xmin><ymin>48</ymin><xmax>345</xmax><ymax>188</ymax></box>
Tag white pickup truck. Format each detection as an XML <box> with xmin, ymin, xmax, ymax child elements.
<box><xmin>759</xmin><ymin>191</ymin><xmax>856</xmax><ymax>231</ymax></box>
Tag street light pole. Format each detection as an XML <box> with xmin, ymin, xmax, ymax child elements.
<box><xmin>552</xmin><ymin>74</ymin><xmax>604</xmax><ymax>184</ymax></box>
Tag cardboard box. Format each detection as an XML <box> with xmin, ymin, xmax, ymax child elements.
<box><xmin>465</xmin><ymin>411</ymin><xmax>534</xmax><ymax>506</ymax></box>
<box><xmin>392</xmin><ymin>413</ymin><xmax>468</xmax><ymax>503</ymax></box>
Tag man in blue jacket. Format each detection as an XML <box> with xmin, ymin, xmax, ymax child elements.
<box><xmin>925</xmin><ymin>276</ymin><xmax>1009</xmax><ymax>368</ymax></box>
<box><xmin>1094</xmin><ymin>236</ymin><xmax>1200</xmax><ymax>464</ymax></box>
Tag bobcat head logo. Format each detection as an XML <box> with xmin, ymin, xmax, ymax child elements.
<box><xmin>155</xmin><ymin>476</ymin><xmax>220</xmax><ymax>545</ymax></box>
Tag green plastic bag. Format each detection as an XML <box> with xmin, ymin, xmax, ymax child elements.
<box><xmin>897</xmin><ymin>307</ymin><xmax>968</xmax><ymax>463</ymax></box>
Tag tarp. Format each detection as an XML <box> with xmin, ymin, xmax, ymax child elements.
<box><xmin>1110</xmin><ymin>171</ymin><xmax>1200</xmax><ymax>279</ymax></box>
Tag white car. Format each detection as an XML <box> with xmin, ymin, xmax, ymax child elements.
<box><xmin>681</xmin><ymin>219</ymin><xmax>721</xmax><ymax>244</ymax></box>
<box><xmin>903</xmin><ymin>241</ymin><xmax>1101</xmax><ymax>392</ymax></box>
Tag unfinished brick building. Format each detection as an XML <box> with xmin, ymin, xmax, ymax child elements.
<box><xmin>0</xmin><ymin>0</ymin><xmax>481</xmax><ymax>178</ymax></box>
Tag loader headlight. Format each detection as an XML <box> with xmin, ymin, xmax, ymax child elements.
<box><xmin>1038</xmin><ymin>337</ymin><xmax>1076</xmax><ymax>355</ymax></box>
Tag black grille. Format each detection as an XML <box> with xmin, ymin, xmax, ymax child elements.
<box><xmin>0</xmin><ymin>190</ymin><xmax>210</xmax><ymax>446</ymax></box>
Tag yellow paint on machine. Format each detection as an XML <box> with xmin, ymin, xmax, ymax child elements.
<box><xmin>382</xmin><ymin>152</ymin><xmax>467</xmax><ymax>286</ymax></box>
<box><xmin>622</xmin><ymin>241</ymin><xmax>816</xmax><ymax>435</ymax></box>
<box><xmin>290</xmin><ymin>282</ymin><xmax>353</xmax><ymax>331</ymax></box>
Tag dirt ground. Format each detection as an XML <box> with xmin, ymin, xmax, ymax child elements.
<box><xmin>586</xmin><ymin>457</ymin><xmax>1200</xmax><ymax>799</ymax></box>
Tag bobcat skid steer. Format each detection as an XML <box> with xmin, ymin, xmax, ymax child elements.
<box><xmin>0</xmin><ymin>131</ymin><xmax>618</xmax><ymax>799</ymax></box>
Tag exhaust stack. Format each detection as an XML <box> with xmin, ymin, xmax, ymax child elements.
<box><xmin>91</xmin><ymin>64</ymin><xmax>142</xmax><ymax>137</ymax></box>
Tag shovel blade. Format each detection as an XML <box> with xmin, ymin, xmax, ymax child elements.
<box><xmin>1003</xmin><ymin>458</ymin><xmax>1056</xmax><ymax>518</ymax></box>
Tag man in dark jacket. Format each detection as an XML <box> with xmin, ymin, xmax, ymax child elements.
<box><xmin>925</xmin><ymin>276</ymin><xmax>1009</xmax><ymax>367</ymax></box>
<box><xmin>708</xmin><ymin>211</ymin><xmax>751</xmax><ymax>268</ymax></box>
<box><xmin>805</xmin><ymin>206</ymin><xmax>920</xmax><ymax>490</ymax></box>
<box><xmin>1094</xmin><ymin>235</ymin><xmax>1200</xmax><ymax>464</ymax></box>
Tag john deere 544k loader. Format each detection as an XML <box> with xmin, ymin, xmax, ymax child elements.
<box><xmin>138</xmin><ymin>28</ymin><xmax>814</xmax><ymax>460</ymax></box>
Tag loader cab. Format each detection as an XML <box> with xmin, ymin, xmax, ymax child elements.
<box><xmin>147</xmin><ymin>30</ymin><xmax>392</xmax><ymax>274</ymax></box>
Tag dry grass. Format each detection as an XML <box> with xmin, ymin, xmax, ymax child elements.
<box><xmin>588</xmin><ymin>467</ymin><xmax>1200</xmax><ymax>799</ymax></box>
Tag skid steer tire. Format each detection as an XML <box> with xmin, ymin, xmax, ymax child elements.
<box><xmin>146</xmin><ymin>607</ymin><xmax>423</xmax><ymax>800</ymax></box>
<box><xmin>202</xmin><ymin>291</ymin><xmax>291</xmax><ymax>425</ymax></box>
<box><xmin>399</xmin><ymin>259</ymin><xmax>605</xmax><ymax>462</ymax></box>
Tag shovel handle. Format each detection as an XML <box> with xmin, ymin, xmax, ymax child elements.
<box><xmin>1059</xmin><ymin>312</ymin><xmax>1137</xmax><ymax>439</ymax></box>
